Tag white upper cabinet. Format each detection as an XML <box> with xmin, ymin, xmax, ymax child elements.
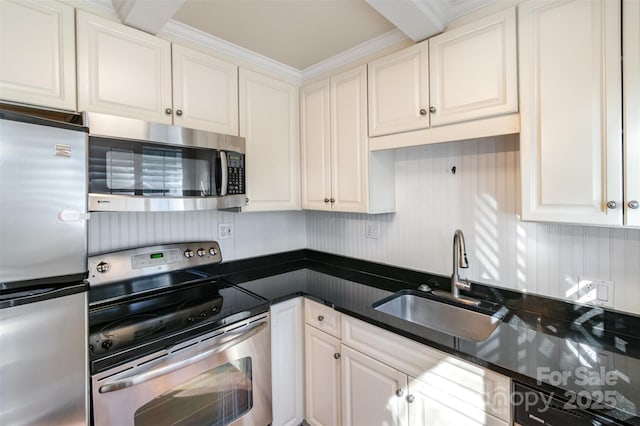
<box><xmin>0</xmin><ymin>0</ymin><xmax>76</xmax><ymax>110</ymax></box>
<box><xmin>624</xmin><ymin>0</ymin><xmax>640</xmax><ymax>227</ymax></box>
<box><xmin>428</xmin><ymin>7</ymin><xmax>517</xmax><ymax>127</ymax></box>
<box><xmin>301</xmin><ymin>79</ymin><xmax>332</xmax><ymax>211</ymax></box>
<box><xmin>240</xmin><ymin>69</ymin><xmax>300</xmax><ymax>211</ymax></box>
<box><xmin>77</xmin><ymin>10</ymin><xmax>172</xmax><ymax>124</ymax></box>
<box><xmin>519</xmin><ymin>0</ymin><xmax>622</xmax><ymax>226</ymax></box>
<box><xmin>301</xmin><ymin>66</ymin><xmax>395</xmax><ymax>213</ymax></box>
<box><xmin>173</xmin><ymin>45</ymin><xmax>238</xmax><ymax>135</ymax></box>
<box><xmin>368</xmin><ymin>43</ymin><xmax>429</xmax><ymax>137</ymax></box>
<box><xmin>367</xmin><ymin>7</ymin><xmax>517</xmax><ymax>145</ymax></box>
<box><xmin>330</xmin><ymin>66</ymin><xmax>368</xmax><ymax>212</ymax></box>
<box><xmin>77</xmin><ymin>11</ymin><xmax>238</xmax><ymax>134</ymax></box>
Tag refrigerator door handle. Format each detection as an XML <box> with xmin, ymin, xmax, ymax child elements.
<box><xmin>58</xmin><ymin>210</ymin><xmax>91</xmax><ymax>222</ymax></box>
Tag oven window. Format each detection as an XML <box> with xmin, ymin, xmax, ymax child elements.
<box><xmin>133</xmin><ymin>357</ymin><xmax>253</xmax><ymax>426</ymax></box>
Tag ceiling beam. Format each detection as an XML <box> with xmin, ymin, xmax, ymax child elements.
<box><xmin>365</xmin><ymin>0</ymin><xmax>450</xmax><ymax>42</ymax></box>
<box><xmin>112</xmin><ymin>0</ymin><xmax>185</xmax><ymax>35</ymax></box>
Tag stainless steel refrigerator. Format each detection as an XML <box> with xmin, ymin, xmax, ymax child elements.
<box><xmin>0</xmin><ymin>107</ymin><xmax>89</xmax><ymax>425</ymax></box>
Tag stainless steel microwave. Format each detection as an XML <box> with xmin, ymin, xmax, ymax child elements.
<box><xmin>85</xmin><ymin>113</ymin><xmax>247</xmax><ymax>212</ymax></box>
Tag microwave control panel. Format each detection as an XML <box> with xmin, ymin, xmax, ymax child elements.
<box><xmin>226</xmin><ymin>152</ymin><xmax>245</xmax><ymax>195</ymax></box>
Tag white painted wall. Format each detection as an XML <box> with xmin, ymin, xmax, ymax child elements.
<box><xmin>88</xmin><ymin>210</ymin><xmax>307</xmax><ymax>261</ymax></box>
<box><xmin>306</xmin><ymin>135</ymin><xmax>640</xmax><ymax>316</ymax></box>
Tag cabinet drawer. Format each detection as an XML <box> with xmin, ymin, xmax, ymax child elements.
<box><xmin>305</xmin><ymin>299</ymin><xmax>341</xmax><ymax>338</ymax></box>
<box><xmin>342</xmin><ymin>316</ymin><xmax>510</xmax><ymax>421</ymax></box>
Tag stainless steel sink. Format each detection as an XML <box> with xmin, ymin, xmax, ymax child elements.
<box><xmin>372</xmin><ymin>290</ymin><xmax>506</xmax><ymax>342</ymax></box>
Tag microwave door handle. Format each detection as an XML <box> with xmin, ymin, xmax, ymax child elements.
<box><xmin>219</xmin><ymin>151</ymin><xmax>228</xmax><ymax>196</ymax></box>
<box><xmin>98</xmin><ymin>320</ymin><xmax>267</xmax><ymax>394</ymax></box>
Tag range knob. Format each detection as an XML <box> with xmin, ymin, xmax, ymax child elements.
<box><xmin>184</xmin><ymin>249</ymin><xmax>194</xmax><ymax>258</ymax></box>
<box><xmin>209</xmin><ymin>247</ymin><xmax>218</xmax><ymax>256</ymax></box>
<box><xmin>96</xmin><ymin>262</ymin><xmax>110</xmax><ymax>273</ymax></box>
<box><xmin>197</xmin><ymin>248</ymin><xmax>206</xmax><ymax>257</ymax></box>
<box><xmin>101</xmin><ymin>340</ymin><xmax>113</xmax><ymax>350</ymax></box>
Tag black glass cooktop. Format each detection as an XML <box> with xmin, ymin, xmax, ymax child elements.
<box><xmin>88</xmin><ymin>278</ymin><xmax>268</xmax><ymax>373</ymax></box>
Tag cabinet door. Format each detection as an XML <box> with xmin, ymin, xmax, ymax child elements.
<box><xmin>305</xmin><ymin>325</ymin><xmax>341</xmax><ymax>426</ymax></box>
<box><xmin>301</xmin><ymin>80</ymin><xmax>332</xmax><ymax>211</ymax></box>
<box><xmin>429</xmin><ymin>8</ymin><xmax>517</xmax><ymax>126</ymax></box>
<box><xmin>0</xmin><ymin>0</ymin><xmax>76</xmax><ymax>110</ymax></box>
<box><xmin>173</xmin><ymin>45</ymin><xmax>238</xmax><ymax>135</ymax></box>
<box><xmin>240</xmin><ymin>69</ymin><xmax>300</xmax><ymax>211</ymax></box>
<box><xmin>77</xmin><ymin>11</ymin><xmax>172</xmax><ymax>124</ymax></box>
<box><xmin>408</xmin><ymin>378</ymin><xmax>507</xmax><ymax>426</ymax></box>
<box><xmin>342</xmin><ymin>345</ymin><xmax>408</xmax><ymax>426</ymax></box>
<box><xmin>368</xmin><ymin>43</ymin><xmax>429</xmax><ymax>137</ymax></box>
<box><xmin>270</xmin><ymin>298</ymin><xmax>304</xmax><ymax>426</ymax></box>
<box><xmin>331</xmin><ymin>65</ymin><xmax>368</xmax><ymax>213</ymax></box>
<box><xmin>624</xmin><ymin>0</ymin><xmax>640</xmax><ymax>227</ymax></box>
<box><xmin>519</xmin><ymin>0</ymin><xmax>622</xmax><ymax>225</ymax></box>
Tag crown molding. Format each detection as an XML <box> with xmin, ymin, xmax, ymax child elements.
<box><xmin>301</xmin><ymin>29</ymin><xmax>408</xmax><ymax>82</ymax></box>
<box><xmin>80</xmin><ymin>0</ymin><xmax>411</xmax><ymax>85</ymax></box>
<box><xmin>162</xmin><ymin>20</ymin><xmax>303</xmax><ymax>83</ymax></box>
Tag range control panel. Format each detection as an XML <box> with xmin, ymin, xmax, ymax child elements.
<box><xmin>88</xmin><ymin>241</ymin><xmax>222</xmax><ymax>287</ymax></box>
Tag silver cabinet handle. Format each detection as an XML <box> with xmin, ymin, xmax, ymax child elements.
<box><xmin>98</xmin><ymin>321</ymin><xmax>268</xmax><ymax>393</ymax></box>
<box><xmin>165</xmin><ymin>108</ymin><xmax>172</xmax><ymax>115</ymax></box>
<box><xmin>628</xmin><ymin>200</ymin><xmax>639</xmax><ymax>209</ymax></box>
<box><xmin>396</xmin><ymin>389</ymin><xmax>404</xmax><ymax>397</ymax></box>
<box><xmin>419</xmin><ymin>109</ymin><xmax>427</xmax><ymax>116</ymax></box>
<box><xmin>176</xmin><ymin>109</ymin><xmax>183</xmax><ymax>116</ymax></box>
<box><xmin>334</xmin><ymin>352</ymin><xmax>341</xmax><ymax>360</ymax></box>
<box><xmin>317</xmin><ymin>315</ymin><xmax>324</xmax><ymax>322</ymax></box>
<box><xmin>607</xmin><ymin>201</ymin><xmax>617</xmax><ymax>209</ymax></box>
<box><xmin>406</xmin><ymin>395</ymin><xmax>415</xmax><ymax>403</ymax></box>
<box><xmin>429</xmin><ymin>106</ymin><xmax>436</xmax><ymax>113</ymax></box>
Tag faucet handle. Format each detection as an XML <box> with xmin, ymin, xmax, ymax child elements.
<box><xmin>417</xmin><ymin>284</ymin><xmax>432</xmax><ymax>292</ymax></box>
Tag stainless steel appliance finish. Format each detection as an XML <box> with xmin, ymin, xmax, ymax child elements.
<box><xmin>0</xmin><ymin>110</ymin><xmax>88</xmax><ymax>284</ymax></box>
<box><xmin>0</xmin><ymin>289</ymin><xmax>88</xmax><ymax>425</ymax></box>
<box><xmin>85</xmin><ymin>112</ymin><xmax>247</xmax><ymax>212</ymax></box>
<box><xmin>88</xmin><ymin>242</ymin><xmax>271</xmax><ymax>426</ymax></box>
<box><xmin>92</xmin><ymin>313</ymin><xmax>271</xmax><ymax>426</ymax></box>
<box><xmin>373</xmin><ymin>290</ymin><xmax>504</xmax><ymax>342</ymax></box>
<box><xmin>88</xmin><ymin>241</ymin><xmax>222</xmax><ymax>288</ymax></box>
<box><xmin>0</xmin><ymin>107</ymin><xmax>89</xmax><ymax>426</ymax></box>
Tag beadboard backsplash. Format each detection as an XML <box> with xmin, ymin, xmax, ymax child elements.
<box><xmin>306</xmin><ymin>135</ymin><xmax>640</xmax><ymax>316</ymax></box>
<box><xmin>88</xmin><ymin>134</ymin><xmax>640</xmax><ymax>316</ymax></box>
<box><xmin>88</xmin><ymin>210</ymin><xmax>307</xmax><ymax>261</ymax></box>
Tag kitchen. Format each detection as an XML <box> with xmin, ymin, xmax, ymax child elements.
<box><xmin>0</xmin><ymin>0</ymin><xmax>639</xmax><ymax>425</ymax></box>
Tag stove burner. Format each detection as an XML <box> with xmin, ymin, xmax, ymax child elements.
<box><xmin>88</xmin><ymin>277</ymin><xmax>268</xmax><ymax>374</ymax></box>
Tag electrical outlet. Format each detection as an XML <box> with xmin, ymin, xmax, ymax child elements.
<box><xmin>365</xmin><ymin>222</ymin><xmax>379</xmax><ymax>239</ymax></box>
<box><xmin>577</xmin><ymin>276</ymin><xmax>614</xmax><ymax>307</ymax></box>
<box><xmin>218</xmin><ymin>223</ymin><xmax>233</xmax><ymax>240</ymax></box>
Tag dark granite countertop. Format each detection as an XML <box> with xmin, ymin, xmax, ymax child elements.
<box><xmin>207</xmin><ymin>250</ymin><xmax>640</xmax><ymax>425</ymax></box>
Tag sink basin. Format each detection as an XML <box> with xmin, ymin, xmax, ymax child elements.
<box><xmin>372</xmin><ymin>290</ymin><xmax>506</xmax><ymax>342</ymax></box>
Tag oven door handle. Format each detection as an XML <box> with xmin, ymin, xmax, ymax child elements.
<box><xmin>98</xmin><ymin>320</ymin><xmax>267</xmax><ymax>394</ymax></box>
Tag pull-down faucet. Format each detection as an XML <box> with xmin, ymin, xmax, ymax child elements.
<box><xmin>451</xmin><ymin>229</ymin><xmax>470</xmax><ymax>298</ymax></box>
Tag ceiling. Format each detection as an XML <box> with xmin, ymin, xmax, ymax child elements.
<box><xmin>172</xmin><ymin>0</ymin><xmax>397</xmax><ymax>70</ymax></box>
<box><xmin>109</xmin><ymin>0</ymin><xmax>497</xmax><ymax>73</ymax></box>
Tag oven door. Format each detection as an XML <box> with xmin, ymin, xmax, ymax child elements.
<box><xmin>92</xmin><ymin>314</ymin><xmax>271</xmax><ymax>426</ymax></box>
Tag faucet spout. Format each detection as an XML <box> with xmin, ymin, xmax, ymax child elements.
<box><xmin>451</xmin><ymin>229</ymin><xmax>470</xmax><ymax>298</ymax></box>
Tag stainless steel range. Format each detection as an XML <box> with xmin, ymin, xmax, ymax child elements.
<box><xmin>88</xmin><ymin>242</ymin><xmax>271</xmax><ymax>426</ymax></box>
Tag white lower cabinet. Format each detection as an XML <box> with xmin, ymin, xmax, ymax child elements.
<box><xmin>341</xmin><ymin>345</ymin><xmax>408</xmax><ymax>426</ymax></box>
<box><xmin>270</xmin><ymin>298</ymin><xmax>304</xmax><ymax>426</ymax></box>
<box><xmin>305</xmin><ymin>324</ymin><xmax>342</xmax><ymax>426</ymax></box>
<box><xmin>301</xmin><ymin>304</ymin><xmax>512</xmax><ymax>426</ymax></box>
<box><xmin>409</xmin><ymin>377</ymin><xmax>508</xmax><ymax>426</ymax></box>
